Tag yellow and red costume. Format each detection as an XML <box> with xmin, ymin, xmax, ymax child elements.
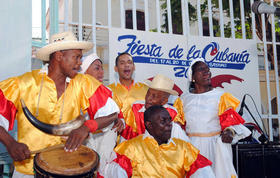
<box><xmin>120</xmin><ymin>101</ymin><xmax>185</xmax><ymax>142</ymax></box>
<box><xmin>108</xmin><ymin>81</ymin><xmax>148</xmax><ymax>116</ymax></box>
<box><xmin>0</xmin><ymin>69</ymin><xmax>119</xmax><ymax>175</ymax></box>
<box><xmin>101</xmin><ymin>131</ymin><xmax>214</xmax><ymax>178</ymax></box>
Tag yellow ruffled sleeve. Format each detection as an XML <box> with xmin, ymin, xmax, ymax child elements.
<box><xmin>182</xmin><ymin>141</ymin><xmax>199</xmax><ymax>171</ymax></box>
<box><xmin>218</xmin><ymin>92</ymin><xmax>240</xmax><ymax>116</ymax></box>
<box><xmin>173</xmin><ymin>97</ymin><xmax>186</xmax><ymax>126</ymax></box>
<box><xmin>0</xmin><ymin>77</ymin><xmax>20</xmax><ymax>108</ymax></box>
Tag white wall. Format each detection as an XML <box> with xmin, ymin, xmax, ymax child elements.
<box><xmin>0</xmin><ymin>0</ymin><xmax>32</xmax><ymax>81</ymax></box>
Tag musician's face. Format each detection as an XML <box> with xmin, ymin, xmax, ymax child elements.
<box><xmin>147</xmin><ymin>109</ymin><xmax>172</xmax><ymax>145</ymax></box>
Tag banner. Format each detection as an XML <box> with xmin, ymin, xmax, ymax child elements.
<box><xmin>109</xmin><ymin>28</ymin><xmax>261</xmax><ymax>123</ymax></box>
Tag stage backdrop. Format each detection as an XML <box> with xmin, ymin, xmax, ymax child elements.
<box><xmin>109</xmin><ymin>28</ymin><xmax>261</xmax><ymax>123</ymax></box>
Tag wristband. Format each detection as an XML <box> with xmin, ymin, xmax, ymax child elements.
<box><xmin>84</xmin><ymin>120</ymin><xmax>98</xmax><ymax>133</ymax></box>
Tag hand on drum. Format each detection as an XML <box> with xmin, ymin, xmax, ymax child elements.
<box><xmin>112</xmin><ymin>119</ymin><xmax>124</xmax><ymax>134</ymax></box>
<box><xmin>7</xmin><ymin>140</ymin><xmax>30</xmax><ymax>161</ymax></box>
<box><xmin>221</xmin><ymin>129</ymin><xmax>234</xmax><ymax>143</ymax></box>
<box><xmin>64</xmin><ymin>125</ymin><xmax>90</xmax><ymax>152</ymax></box>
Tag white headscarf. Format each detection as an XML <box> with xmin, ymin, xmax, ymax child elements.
<box><xmin>186</xmin><ymin>58</ymin><xmax>206</xmax><ymax>81</ymax></box>
<box><xmin>80</xmin><ymin>53</ymin><xmax>100</xmax><ymax>74</ymax></box>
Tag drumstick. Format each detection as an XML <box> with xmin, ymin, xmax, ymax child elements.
<box><xmin>31</xmin><ymin>144</ymin><xmax>65</xmax><ymax>154</ymax></box>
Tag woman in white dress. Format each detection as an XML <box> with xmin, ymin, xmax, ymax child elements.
<box><xmin>181</xmin><ymin>58</ymin><xmax>251</xmax><ymax>178</ymax></box>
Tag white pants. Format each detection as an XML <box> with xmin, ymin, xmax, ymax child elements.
<box><xmin>12</xmin><ymin>170</ymin><xmax>34</xmax><ymax>178</ymax></box>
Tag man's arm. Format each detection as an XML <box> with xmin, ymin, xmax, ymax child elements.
<box><xmin>0</xmin><ymin>126</ymin><xmax>30</xmax><ymax>161</ymax></box>
<box><xmin>65</xmin><ymin>84</ymin><xmax>120</xmax><ymax>152</ymax></box>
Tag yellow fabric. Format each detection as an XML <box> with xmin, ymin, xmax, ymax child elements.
<box><xmin>218</xmin><ymin>92</ymin><xmax>240</xmax><ymax>116</ymax></box>
<box><xmin>124</xmin><ymin>104</ymin><xmax>138</xmax><ymax>132</ymax></box>
<box><xmin>172</xmin><ymin>97</ymin><xmax>185</xmax><ymax>126</ymax></box>
<box><xmin>108</xmin><ymin>82</ymin><xmax>148</xmax><ymax>118</ymax></box>
<box><xmin>0</xmin><ymin>70</ymin><xmax>101</xmax><ymax>175</ymax></box>
<box><xmin>115</xmin><ymin>135</ymin><xmax>200</xmax><ymax>177</ymax></box>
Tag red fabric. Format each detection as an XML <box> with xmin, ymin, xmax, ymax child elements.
<box><xmin>165</xmin><ymin>107</ymin><xmax>177</xmax><ymax>121</ymax></box>
<box><xmin>121</xmin><ymin>103</ymin><xmax>144</xmax><ymax>140</ymax></box>
<box><xmin>84</xmin><ymin>119</ymin><xmax>98</xmax><ymax>133</ymax></box>
<box><xmin>0</xmin><ymin>89</ymin><xmax>17</xmax><ymax>131</ymax></box>
<box><xmin>87</xmin><ymin>85</ymin><xmax>112</xmax><ymax>119</ymax></box>
<box><xmin>121</xmin><ymin>124</ymin><xmax>140</xmax><ymax>140</ymax></box>
<box><xmin>186</xmin><ymin>154</ymin><xmax>212</xmax><ymax>178</ymax></box>
<box><xmin>96</xmin><ymin>172</ymin><xmax>104</xmax><ymax>178</ymax></box>
<box><xmin>114</xmin><ymin>153</ymin><xmax>133</xmax><ymax>177</ymax></box>
<box><xmin>219</xmin><ymin>108</ymin><xmax>245</xmax><ymax>131</ymax></box>
<box><xmin>121</xmin><ymin>104</ymin><xmax>179</xmax><ymax>140</ymax></box>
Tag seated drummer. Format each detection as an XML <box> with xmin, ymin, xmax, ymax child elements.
<box><xmin>103</xmin><ymin>105</ymin><xmax>215</xmax><ymax>178</ymax></box>
<box><xmin>120</xmin><ymin>74</ymin><xmax>186</xmax><ymax>143</ymax></box>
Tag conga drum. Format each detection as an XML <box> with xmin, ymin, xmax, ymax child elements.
<box><xmin>34</xmin><ymin>145</ymin><xmax>99</xmax><ymax>178</ymax></box>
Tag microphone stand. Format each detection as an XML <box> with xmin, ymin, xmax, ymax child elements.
<box><xmin>243</xmin><ymin>103</ymin><xmax>269</xmax><ymax>144</ymax></box>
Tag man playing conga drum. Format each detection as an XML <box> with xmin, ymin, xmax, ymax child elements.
<box><xmin>0</xmin><ymin>31</ymin><xmax>119</xmax><ymax>177</ymax></box>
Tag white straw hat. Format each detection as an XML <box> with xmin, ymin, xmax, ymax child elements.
<box><xmin>36</xmin><ymin>31</ymin><xmax>93</xmax><ymax>61</ymax></box>
<box><xmin>80</xmin><ymin>53</ymin><xmax>100</xmax><ymax>74</ymax></box>
<box><xmin>144</xmin><ymin>74</ymin><xmax>178</xmax><ymax>95</ymax></box>
<box><xmin>187</xmin><ymin>58</ymin><xmax>206</xmax><ymax>81</ymax></box>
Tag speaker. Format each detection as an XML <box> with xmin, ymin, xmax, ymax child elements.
<box><xmin>232</xmin><ymin>144</ymin><xmax>280</xmax><ymax>178</ymax></box>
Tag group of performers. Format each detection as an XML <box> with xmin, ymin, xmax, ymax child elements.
<box><xmin>0</xmin><ymin>31</ymin><xmax>251</xmax><ymax>178</ymax></box>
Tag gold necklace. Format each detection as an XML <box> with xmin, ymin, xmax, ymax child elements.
<box><xmin>36</xmin><ymin>75</ymin><xmax>66</xmax><ymax>122</ymax></box>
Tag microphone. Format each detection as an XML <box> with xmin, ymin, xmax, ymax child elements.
<box><xmin>238</xmin><ymin>95</ymin><xmax>246</xmax><ymax>116</ymax></box>
<box><xmin>252</xmin><ymin>1</ymin><xmax>280</xmax><ymax>15</ymax></box>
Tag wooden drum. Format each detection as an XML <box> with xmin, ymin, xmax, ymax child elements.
<box><xmin>34</xmin><ymin>145</ymin><xmax>99</xmax><ymax>178</ymax></box>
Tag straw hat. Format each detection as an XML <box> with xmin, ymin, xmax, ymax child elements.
<box><xmin>36</xmin><ymin>31</ymin><xmax>93</xmax><ymax>61</ymax></box>
<box><xmin>80</xmin><ymin>53</ymin><xmax>100</xmax><ymax>74</ymax></box>
<box><xmin>186</xmin><ymin>58</ymin><xmax>206</xmax><ymax>81</ymax></box>
<box><xmin>144</xmin><ymin>74</ymin><xmax>178</xmax><ymax>95</ymax></box>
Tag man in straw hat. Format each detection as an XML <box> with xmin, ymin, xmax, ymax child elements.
<box><xmin>120</xmin><ymin>74</ymin><xmax>186</xmax><ymax>143</ymax></box>
<box><xmin>0</xmin><ymin>31</ymin><xmax>120</xmax><ymax>177</ymax></box>
<box><xmin>101</xmin><ymin>105</ymin><xmax>215</xmax><ymax>178</ymax></box>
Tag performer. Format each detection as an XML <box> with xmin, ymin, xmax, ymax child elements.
<box><xmin>121</xmin><ymin>74</ymin><xmax>186</xmax><ymax>142</ymax></box>
<box><xmin>181</xmin><ymin>58</ymin><xmax>251</xmax><ymax>178</ymax></box>
<box><xmin>80</xmin><ymin>53</ymin><xmax>104</xmax><ymax>82</ymax></box>
<box><xmin>80</xmin><ymin>52</ymin><xmax>124</xmax><ymax>177</ymax></box>
<box><xmin>0</xmin><ymin>31</ymin><xmax>119</xmax><ymax>177</ymax></box>
<box><xmin>102</xmin><ymin>105</ymin><xmax>215</xmax><ymax>178</ymax></box>
<box><xmin>108</xmin><ymin>52</ymin><xmax>148</xmax><ymax>116</ymax></box>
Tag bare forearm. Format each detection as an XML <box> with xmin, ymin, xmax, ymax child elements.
<box><xmin>0</xmin><ymin>126</ymin><xmax>15</xmax><ymax>148</ymax></box>
<box><xmin>95</xmin><ymin>112</ymin><xmax>118</xmax><ymax>130</ymax></box>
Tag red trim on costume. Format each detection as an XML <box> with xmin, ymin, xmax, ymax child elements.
<box><xmin>219</xmin><ymin>108</ymin><xmax>245</xmax><ymax>131</ymax></box>
<box><xmin>87</xmin><ymin>85</ymin><xmax>112</xmax><ymax>119</ymax></box>
<box><xmin>186</xmin><ymin>154</ymin><xmax>212</xmax><ymax>178</ymax></box>
<box><xmin>0</xmin><ymin>89</ymin><xmax>17</xmax><ymax>131</ymax></box>
<box><xmin>96</xmin><ymin>172</ymin><xmax>104</xmax><ymax>178</ymax></box>
<box><xmin>84</xmin><ymin>120</ymin><xmax>98</xmax><ymax>133</ymax></box>
<box><xmin>121</xmin><ymin>124</ymin><xmax>140</xmax><ymax>140</ymax></box>
<box><xmin>114</xmin><ymin>153</ymin><xmax>133</xmax><ymax>177</ymax></box>
<box><xmin>165</xmin><ymin>107</ymin><xmax>177</xmax><ymax>121</ymax></box>
<box><xmin>121</xmin><ymin>104</ymin><xmax>181</xmax><ymax>140</ymax></box>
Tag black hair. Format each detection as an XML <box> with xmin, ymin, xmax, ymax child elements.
<box><xmin>115</xmin><ymin>52</ymin><xmax>133</xmax><ymax>66</ymax></box>
<box><xmin>144</xmin><ymin>105</ymin><xmax>167</xmax><ymax>123</ymax></box>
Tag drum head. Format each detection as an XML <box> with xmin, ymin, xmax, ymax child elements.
<box><xmin>35</xmin><ymin>145</ymin><xmax>99</xmax><ymax>176</ymax></box>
